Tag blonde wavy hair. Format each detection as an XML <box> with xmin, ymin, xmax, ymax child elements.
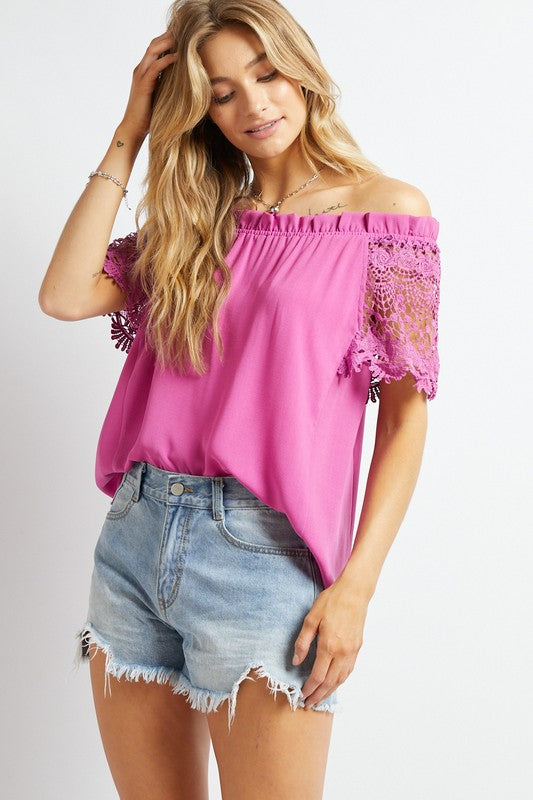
<box><xmin>130</xmin><ymin>0</ymin><xmax>383</xmax><ymax>375</ymax></box>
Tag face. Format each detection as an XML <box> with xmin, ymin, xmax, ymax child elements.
<box><xmin>199</xmin><ymin>25</ymin><xmax>307</xmax><ymax>161</ymax></box>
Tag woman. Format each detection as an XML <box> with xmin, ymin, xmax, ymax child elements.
<box><xmin>39</xmin><ymin>1</ymin><xmax>441</xmax><ymax>797</ymax></box>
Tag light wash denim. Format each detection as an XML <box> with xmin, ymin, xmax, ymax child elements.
<box><xmin>74</xmin><ymin>460</ymin><xmax>343</xmax><ymax>730</ymax></box>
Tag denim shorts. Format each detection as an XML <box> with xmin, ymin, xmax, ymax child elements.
<box><xmin>74</xmin><ymin>460</ymin><xmax>343</xmax><ymax>730</ymax></box>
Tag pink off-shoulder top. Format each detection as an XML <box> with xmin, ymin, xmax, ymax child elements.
<box><xmin>95</xmin><ymin>207</ymin><xmax>441</xmax><ymax>589</ymax></box>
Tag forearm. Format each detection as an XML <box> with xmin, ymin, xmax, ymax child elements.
<box><xmin>38</xmin><ymin>121</ymin><xmax>145</xmax><ymax>319</ymax></box>
<box><xmin>337</xmin><ymin>404</ymin><xmax>428</xmax><ymax>602</ymax></box>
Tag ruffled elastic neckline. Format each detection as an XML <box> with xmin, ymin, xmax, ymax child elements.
<box><xmin>234</xmin><ymin>207</ymin><xmax>439</xmax><ymax>238</ymax></box>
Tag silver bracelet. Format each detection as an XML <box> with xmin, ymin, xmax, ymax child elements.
<box><xmin>87</xmin><ymin>170</ymin><xmax>132</xmax><ymax>211</ymax></box>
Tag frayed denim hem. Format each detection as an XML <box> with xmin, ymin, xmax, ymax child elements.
<box><xmin>73</xmin><ymin>623</ymin><xmax>343</xmax><ymax>732</ymax></box>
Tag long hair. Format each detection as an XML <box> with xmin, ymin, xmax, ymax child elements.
<box><xmin>130</xmin><ymin>0</ymin><xmax>384</xmax><ymax>375</ymax></box>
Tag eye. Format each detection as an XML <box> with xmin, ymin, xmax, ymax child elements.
<box><xmin>212</xmin><ymin>70</ymin><xmax>279</xmax><ymax>105</ymax></box>
<box><xmin>259</xmin><ymin>69</ymin><xmax>279</xmax><ymax>82</ymax></box>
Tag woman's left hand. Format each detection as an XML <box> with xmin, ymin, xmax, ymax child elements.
<box><xmin>292</xmin><ymin>577</ymin><xmax>370</xmax><ymax>708</ymax></box>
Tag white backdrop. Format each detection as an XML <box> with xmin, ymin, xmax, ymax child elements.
<box><xmin>1</xmin><ymin>1</ymin><xmax>532</xmax><ymax>797</ymax></box>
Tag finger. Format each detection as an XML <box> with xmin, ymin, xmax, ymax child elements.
<box><xmin>136</xmin><ymin>52</ymin><xmax>178</xmax><ymax>89</ymax></box>
<box><xmin>136</xmin><ymin>34</ymin><xmax>177</xmax><ymax>78</ymax></box>
<box><xmin>300</xmin><ymin>647</ymin><xmax>332</xmax><ymax>701</ymax></box>
<box><xmin>303</xmin><ymin>663</ymin><xmax>346</xmax><ymax>709</ymax></box>
<box><xmin>151</xmin><ymin>52</ymin><xmax>179</xmax><ymax>77</ymax></box>
<box><xmin>292</xmin><ymin>614</ymin><xmax>319</xmax><ymax>665</ymax></box>
<box><xmin>150</xmin><ymin>31</ymin><xmax>177</xmax><ymax>48</ymax></box>
<box><xmin>154</xmin><ymin>30</ymin><xmax>176</xmax><ymax>41</ymax></box>
<box><xmin>144</xmin><ymin>33</ymin><xmax>177</xmax><ymax>61</ymax></box>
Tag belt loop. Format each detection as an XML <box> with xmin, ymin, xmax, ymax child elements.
<box><xmin>131</xmin><ymin>461</ymin><xmax>146</xmax><ymax>502</ymax></box>
<box><xmin>212</xmin><ymin>477</ymin><xmax>223</xmax><ymax>521</ymax></box>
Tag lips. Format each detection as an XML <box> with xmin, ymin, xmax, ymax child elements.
<box><xmin>245</xmin><ymin>117</ymin><xmax>281</xmax><ymax>132</ymax></box>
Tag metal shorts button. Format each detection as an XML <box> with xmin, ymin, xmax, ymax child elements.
<box><xmin>170</xmin><ymin>482</ymin><xmax>185</xmax><ymax>495</ymax></box>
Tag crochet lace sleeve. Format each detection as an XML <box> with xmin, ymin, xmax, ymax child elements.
<box><xmin>101</xmin><ymin>231</ymin><xmax>147</xmax><ymax>353</ymax></box>
<box><xmin>338</xmin><ymin>231</ymin><xmax>441</xmax><ymax>402</ymax></box>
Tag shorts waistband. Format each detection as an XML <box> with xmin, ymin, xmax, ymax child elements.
<box><xmin>123</xmin><ymin>460</ymin><xmax>272</xmax><ymax>520</ymax></box>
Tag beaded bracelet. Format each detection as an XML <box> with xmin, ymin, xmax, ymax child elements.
<box><xmin>87</xmin><ymin>170</ymin><xmax>132</xmax><ymax>211</ymax></box>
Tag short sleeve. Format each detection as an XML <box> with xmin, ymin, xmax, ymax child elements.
<box><xmin>101</xmin><ymin>232</ymin><xmax>147</xmax><ymax>353</ymax></box>
<box><xmin>338</xmin><ymin>230</ymin><xmax>441</xmax><ymax>402</ymax></box>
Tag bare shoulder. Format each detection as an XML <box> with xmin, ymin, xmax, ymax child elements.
<box><xmin>357</xmin><ymin>174</ymin><xmax>433</xmax><ymax>217</ymax></box>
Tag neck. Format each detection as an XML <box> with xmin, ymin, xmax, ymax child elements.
<box><xmin>248</xmin><ymin>147</ymin><xmax>325</xmax><ymax>205</ymax></box>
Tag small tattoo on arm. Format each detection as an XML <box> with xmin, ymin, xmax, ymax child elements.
<box><xmin>117</xmin><ymin>140</ymin><xmax>124</xmax><ymax>147</ymax></box>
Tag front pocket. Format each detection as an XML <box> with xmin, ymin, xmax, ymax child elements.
<box><xmin>106</xmin><ymin>475</ymin><xmax>136</xmax><ymax>520</ymax></box>
<box><xmin>216</xmin><ymin>507</ymin><xmax>310</xmax><ymax>556</ymax></box>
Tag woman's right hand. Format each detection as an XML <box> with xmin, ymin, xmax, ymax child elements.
<box><xmin>120</xmin><ymin>31</ymin><xmax>178</xmax><ymax>140</ymax></box>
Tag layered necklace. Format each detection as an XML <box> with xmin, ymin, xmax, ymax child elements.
<box><xmin>250</xmin><ymin>166</ymin><xmax>326</xmax><ymax>214</ymax></box>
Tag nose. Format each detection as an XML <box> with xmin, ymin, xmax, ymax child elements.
<box><xmin>240</xmin><ymin>83</ymin><xmax>268</xmax><ymax>117</ymax></box>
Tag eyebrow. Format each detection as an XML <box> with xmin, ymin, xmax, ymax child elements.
<box><xmin>209</xmin><ymin>52</ymin><xmax>268</xmax><ymax>85</ymax></box>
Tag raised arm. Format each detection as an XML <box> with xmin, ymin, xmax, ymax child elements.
<box><xmin>37</xmin><ymin>31</ymin><xmax>178</xmax><ymax>321</ymax></box>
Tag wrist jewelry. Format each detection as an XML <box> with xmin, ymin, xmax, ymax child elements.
<box><xmin>87</xmin><ymin>170</ymin><xmax>132</xmax><ymax>211</ymax></box>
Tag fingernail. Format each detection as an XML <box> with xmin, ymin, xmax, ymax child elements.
<box><xmin>292</xmin><ymin>654</ymin><xmax>300</xmax><ymax>665</ymax></box>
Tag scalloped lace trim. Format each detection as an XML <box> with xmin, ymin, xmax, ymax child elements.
<box><xmin>338</xmin><ymin>232</ymin><xmax>441</xmax><ymax>402</ymax></box>
<box><xmin>101</xmin><ymin>232</ymin><xmax>147</xmax><ymax>353</ymax></box>
<box><xmin>108</xmin><ymin>307</ymin><xmax>146</xmax><ymax>353</ymax></box>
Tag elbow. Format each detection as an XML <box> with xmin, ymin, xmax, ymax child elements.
<box><xmin>38</xmin><ymin>289</ymin><xmax>81</xmax><ymax>321</ymax></box>
<box><xmin>375</xmin><ymin>376</ymin><xmax>429</xmax><ymax>438</ymax></box>
<box><xmin>38</xmin><ymin>288</ymin><xmax>55</xmax><ymax>317</ymax></box>
<box><xmin>38</xmin><ymin>288</ymin><xmax>54</xmax><ymax>317</ymax></box>
<box><xmin>376</xmin><ymin>403</ymin><xmax>428</xmax><ymax>441</ymax></box>
<box><xmin>373</xmin><ymin>406</ymin><xmax>428</xmax><ymax>475</ymax></box>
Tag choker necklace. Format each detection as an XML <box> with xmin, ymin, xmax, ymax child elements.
<box><xmin>251</xmin><ymin>166</ymin><xmax>326</xmax><ymax>214</ymax></box>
